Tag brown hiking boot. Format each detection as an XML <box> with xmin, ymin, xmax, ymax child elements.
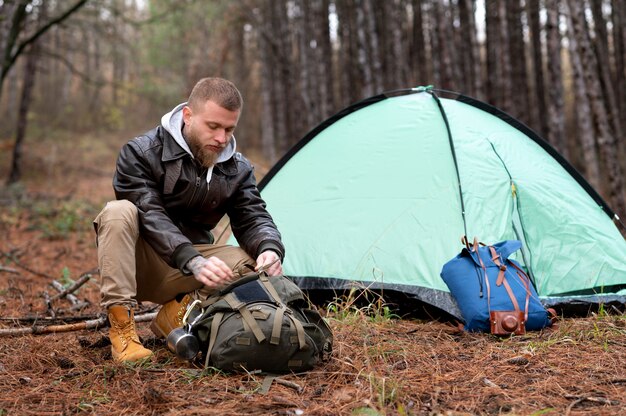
<box><xmin>107</xmin><ymin>305</ymin><xmax>153</xmax><ymax>362</ymax></box>
<box><xmin>150</xmin><ymin>294</ymin><xmax>192</xmax><ymax>339</ymax></box>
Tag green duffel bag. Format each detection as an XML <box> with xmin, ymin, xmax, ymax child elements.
<box><xmin>184</xmin><ymin>271</ymin><xmax>333</xmax><ymax>373</ymax></box>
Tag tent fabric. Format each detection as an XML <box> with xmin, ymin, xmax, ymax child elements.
<box><xmin>230</xmin><ymin>88</ymin><xmax>626</xmax><ymax>318</ymax></box>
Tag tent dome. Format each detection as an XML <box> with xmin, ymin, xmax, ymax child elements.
<box><xmin>234</xmin><ymin>88</ymin><xmax>626</xmax><ymax>318</ymax></box>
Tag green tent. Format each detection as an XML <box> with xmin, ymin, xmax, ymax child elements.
<box><xmin>238</xmin><ymin>88</ymin><xmax>626</xmax><ymax>317</ymax></box>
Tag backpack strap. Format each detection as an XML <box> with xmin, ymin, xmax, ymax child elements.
<box><xmin>287</xmin><ymin>314</ymin><xmax>307</xmax><ymax>350</ymax></box>
<box><xmin>258</xmin><ymin>274</ymin><xmax>283</xmax><ymax>304</ymax></box>
<box><xmin>256</xmin><ymin>274</ymin><xmax>289</xmax><ymax>345</ymax></box>
<box><xmin>199</xmin><ymin>293</ymin><xmax>221</xmax><ymax>309</ymax></box>
<box><xmin>271</xmin><ymin>305</ymin><xmax>286</xmax><ymax>345</ymax></box>
<box><xmin>223</xmin><ymin>293</ymin><xmax>266</xmax><ymax>344</ymax></box>
<box><xmin>204</xmin><ymin>311</ymin><xmax>224</xmax><ymax>368</ymax></box>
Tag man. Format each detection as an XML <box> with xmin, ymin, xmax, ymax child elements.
<box><xmin>94</xmin><ymin>77</ymin><xmax>284</xmax><ymax>362</ymax></box>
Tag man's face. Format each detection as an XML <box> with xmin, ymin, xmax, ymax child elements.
<box><xmin>182</xmin><ymin>100</ymin><xmax>240</xmax><ymax>168</ymax></box>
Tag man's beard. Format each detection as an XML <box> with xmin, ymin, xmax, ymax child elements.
<box><xmin>186</xmin><ymin>131</ymin><xmax>219</xmax><ymax>168</ymax></box>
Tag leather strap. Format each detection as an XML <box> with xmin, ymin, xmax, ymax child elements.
<box><xmin>488</xmin><ymin>246</ymin><xmax>531</xmax><ymax>319</ymax></box>
<box><xmin>501</xmin><ymin>277</ymin><xmax>521</xmax><ymax>312</ymax></box>
<box><xmin>509</xmin><ymin>261</ymin><xmax>532</xmax><ymax>321</ymax></box>
<box><xmin>488</xmin><ymin>246</ymin><xmax>507</xmax><ymax>287</ymax></box>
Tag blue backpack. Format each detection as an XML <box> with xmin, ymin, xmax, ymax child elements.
<box><xmin>440</xmin><ymin>238</ymin><xmax>553</xmax><ymax>333</ymax></box>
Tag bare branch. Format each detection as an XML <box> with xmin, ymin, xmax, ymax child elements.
<box><xmin>0</xmin><ymin>265</ymin><xmax>19</xmax><ymax>274</ymax></box>
<box><xmin>0</xmin><ymin>312</ymin><xmax>157</xmax><ymax>337</ymax></box>
<box><xmin>49</xmin><ymin>269</ymin><xmax>97</xmax><ymax>302</ymax></box>
<box><xmin>7</xmin><ymin>0</ymin><xmax>89</xmax><ymax>75</ymax></box>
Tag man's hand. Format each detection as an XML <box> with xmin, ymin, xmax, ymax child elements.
<box><xmin>186</xmin><ymin>255</ymin><xmax>234</xmax><ymax>288</ymax></box>
<box><xmin>255</xmin><ymin>250</ymin><xmax>282</xmax><ymax>276</ymax></box>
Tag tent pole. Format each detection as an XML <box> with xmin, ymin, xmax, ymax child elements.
<box><xmin>428</xmin><ymin>89</ymin><xmax>469</xmax><ymax>239</ymax></box>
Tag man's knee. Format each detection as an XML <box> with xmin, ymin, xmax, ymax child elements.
<box><xmin>94</xmin><ymin>200</ymin><xmax>139</xmax><ymax>234</ymax></box>
<box><xmin>98</xmin><ymin>200</ymin><xmax>137</xmax><ymax>222</ymax></box>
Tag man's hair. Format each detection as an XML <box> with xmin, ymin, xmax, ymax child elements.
<box><xmin>187</xmin><ymin>77</ymin><xmax>243</xmax><ymax>111</ymax></box>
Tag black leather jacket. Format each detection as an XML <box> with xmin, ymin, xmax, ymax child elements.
<box><xmin>113</xmin><ymin>125</ymin><xmax>284</xmax><ymax>273</ymax></box>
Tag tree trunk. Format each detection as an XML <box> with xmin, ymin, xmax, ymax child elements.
<box><xmin>545</xmin><ymin>0</ymin><xmax>566</xmax><ymax>157</ymax></box>
<box><xmin>336</xmin><ymin>0</ymin><xmax>361</xmax><ymax>103</ymax></box>
<box><xmin>258</xmin><ymin>1</ymin><xmax>277</xmax><ymax>163</ymax></box>
<box><xmin>355</xmin><ymin>0</ymin><xmax>374</xmax><ymax>97</ymax></box>
<box><xmin>507</xmin><ymin>0</ymin><xmax>529</xmax><ymax>123</ymax></box>
<box><xmin>497</xmin><ymin>0</ymin><xmax>512</xmax><ymax>112</ymax></box>
<box><xmin>565</xmin><ymin>0</ymin><xmax>624</xmax><ymax>212</ymax></box>
<box><xmin>432</xmin><ymin>0</ymin><xmax>456</xmax><ymax>90</ymax></box>
<box><xmin>589</xmin><ymin>0</ymin><xmax>623</xmax><ymax>144</ymax></box>
<box><xmin>527</xmin><ymin>0</ymin><xmax>548</xmax><ymax>139</ymax></box>
<box><xmin>410</xmin><ymin>0</ymin><xmax>428</xmax><ymax>85</ymax></box>
<box><xmin>294</xmin><ymin>0</ymin><xmax>315</xmax><ymax>132</ymax></box>
<box><xmin>366</xmin><ymin>0</ymin><xmax>383</xmax><ymax>94</ymax></box>
<box><xmin>611</xmin><ymin>0</ymin><xmax>626</xmax><ymax>172</ymax></box>
<box><xmin>382</xmin><ymin>0</ymin><xmax>407</xmax><ymax>89</ymax></box>
<box><xmin>458</xmin><ymin>0</ymin><xmax>480</xmax><ymax>98</ymax></box>
<box><xmin>269</xmin><ymin>0</ymin><xmax>291</xmax><ymax>153</ymax></box>
<box><xmin>1</xmin><ymin>61</ymin><xmax>18</xmax><ymax>133</ymax></box>
<box><xmin>0</xmin><ymin>1</ymin><xmax>29</xmax><ymax>100</ymax></box>
<box><xmin>573</xmin><ymin>0</ymin><xmax>625</xmax><ymax>215</ymax></box>
<box><xmin>7</xmin><ymin>44</ymin><xmax>38</xmax><ymax>184</ymax></box>
<box><xmin>612</xmin><ymin>0</ymin><xmax>626</xmax><ymax>136</ymax></box>
<box><xmin>315</xmin><ymin>0</ymin><xmax>335</xmax><ymax>117</ymax></box>
<box><xmin>485</xmin><ymin>0</ymin><xmax>499</xmax><ymax>104</ymax></box>
<box><xmin>426</xmin><ymin>1</ymin><xmax>441</xmax><ymax>87</ymax></box>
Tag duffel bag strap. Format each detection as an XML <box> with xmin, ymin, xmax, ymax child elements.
<box><xmin>508</xmin><ymin>261</ymin><xmax>532</xmax><ymax>320</ymax></box>
<box><xmin>488</xmin><ymin>246</ymin><xmax>528</xmax><ymax>317</ymax></box>
<box><xmin>205</xmin><ymin>311</ymin><xmax>224</xmax><ymax>368</ymax></box>
<box><xmin>475</xmin><ymin>247</ymin><xmax>492</xmax><ymax>312</ymax></box>
<box><xmin>223</xmin><ymin>293</ymin><xmax>266</xmax><ymax>344</ymax></box>
<box><xmin>500</xmin><ymin>275</ymin><xmax>522</xmax><ymax>313</ymax></box>
<box><xmin>488</xmin><ymin>246</ymin><xmax>507</xmax><ymax>287</ymax></box>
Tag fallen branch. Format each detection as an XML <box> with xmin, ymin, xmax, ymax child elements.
<box><xmin>0</xmin><ymin>265</ymin><xmax>19</xmax><ymax>274</ymax></box>
<box><xmin>0</xmin><ymin>313</ymin><xmax>104</xmax><ymax>324</ymax></box>
<box><xmin>274</xmin><ymin>378</ymin><xmax>303</xmax><ymax>393</ymax></box>
<box><xmin>482</xmin><ymin>377</ymin><xmax>499</xmax><ymax>388</ymax></box>
<box><xmin>49</xmin><ymin>269</ymin><xmax>96</xmax><ymax>302</ymax></box>
<box><xmin>0</xmin><ymin>312</ymin><xmax>157</xmax><ymax>337</ymax></box>
<box><xmin>50</xmin><ymin>280</ymin><xmax>90</xmax><ymax>310</ymax></box>
<box><xmin>564</xmin><ymin>395</ymin><xmax>618</xmax><ymax>416</ymax></box>
<box><xmin>1</xmin><ymin>304</ymin><xmax>158</xmax><ymax>325</ymax></box>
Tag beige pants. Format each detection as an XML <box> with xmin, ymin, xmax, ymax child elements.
<box><xmin>93</xmin><ymin>200</ymin><xmax>254</xmax><ymax>309</ymax></box>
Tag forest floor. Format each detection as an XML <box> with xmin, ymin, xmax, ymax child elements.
<box><xmin>1</xmin><ymin>130</ymin><xmax>626</xmax><ymax>416</ymax></box>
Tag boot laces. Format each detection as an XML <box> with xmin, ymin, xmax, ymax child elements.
<box><xmin>112</xmin><ymin>318</ymin><xmax>140</xmax><ymax>347</ymax></box>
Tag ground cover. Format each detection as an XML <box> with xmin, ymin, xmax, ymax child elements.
<box><xmin>1</xmin><ymin>131</ymin><xmax>625</xmax><ymax>415</ymax></box>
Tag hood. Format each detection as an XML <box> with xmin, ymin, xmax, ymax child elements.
<box><xmin>161</xmin><ymin>102</ymin><xmax>237</xmax><ymax>189</ymax></box>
